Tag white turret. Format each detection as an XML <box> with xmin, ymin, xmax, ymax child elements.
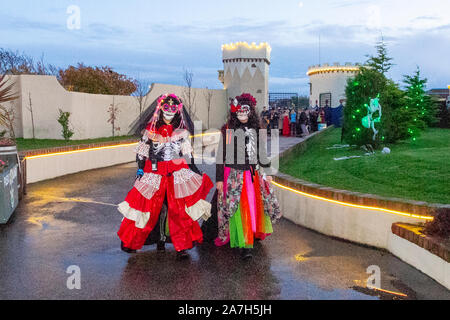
<box><xmin>307</xmin><ymin>63</ymin><xmax>360</xmax><ymax>108</ymax></box>
<box><xmin>218</xmin><ymin>42</ymin><xmax>271</xmax><ymax>112</ymax></box>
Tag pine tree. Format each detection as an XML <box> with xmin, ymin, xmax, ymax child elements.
<box><xmin>342</xmin><ymin>67</ymin><xmax>387</xmax><ymax>146</ymax></box>
<box><xmin>403</xmin><ymin>67</ymin><xmax>438</xmax><ymax>130</ymax></box>
<box><xmin>366</xmin><ymin>40</ymin><xmax>394</xmax><ymax>75</ymax></box>
<box><xmin>343</xmin><ymin>41</ymin><xmax>415</xmax><ymax>146</ymax></box>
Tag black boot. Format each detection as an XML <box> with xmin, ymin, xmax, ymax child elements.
<box><xmin>157</xmin><ymin>241</ymin><xmax>166</xmax><ymax>252</ymax></box>
<box><xmin>241</xmin><ymin>248</ymin><xmax>253</xmax><ymax>260</ymax></box>
<box><xmin>121</xmin><ymin>241</ymin><xmax>137</xmax><ymax>254</ymax></box>
<box><xmin>176</xmin><ymin>250</ymin><xmax>189</xmax><ymax>260</ymax></box>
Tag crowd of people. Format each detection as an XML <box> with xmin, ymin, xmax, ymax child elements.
<box><xmin>260</xmin><ymin>99</ymin><xmax>344</xmax><ymax>137</ymax></box>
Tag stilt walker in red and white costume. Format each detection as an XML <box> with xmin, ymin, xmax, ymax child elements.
<box><xmin>117</xmin><ymin>93</ymin><xmax>213</xmax><ymax>259</ymax></box>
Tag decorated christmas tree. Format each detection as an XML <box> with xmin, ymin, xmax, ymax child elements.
<box><xmin>342</xmin><ymin>67</ymin><xmax>387</xmax><ymax>146</ymax></box>
<box><xmin>342</xmin><ymin>41</ymin><xmax>430</xmax><ymax>146</ymax></box>
<box><xmin>403</xmin><ymin>67</ymin><xmax>438</xmax><ymax>129</ymax></box>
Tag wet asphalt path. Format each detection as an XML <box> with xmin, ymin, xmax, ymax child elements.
<box><xmin>0</xmin><ymin>160</ymin><xmax>449</xmax><ymax>300</ymax></box>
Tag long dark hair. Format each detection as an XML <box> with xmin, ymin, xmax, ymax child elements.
<box><xmin>226</xmin><ymin>107</ymin><xmax>261</xmax><ymax>130</ymax></box>
<box><xmin>142</xmin><ymin>93</ymin><xmax>194</xmax><ymax>134</ymax></box>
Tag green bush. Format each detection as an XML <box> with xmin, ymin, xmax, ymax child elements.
<box><xmin>57</xmin><ymin>109</ymin><xmax>74</xmax><ymax>141</ymax></box>
<box><xmin>342</xmin><ymin>42</ymin><xmax>437</xmax><ymax>147</ymax></box>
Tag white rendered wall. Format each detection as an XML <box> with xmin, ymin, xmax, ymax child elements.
<box><xmin>388</xmin><ymin>233</ymin><xmax>450</xmax><ymax>290</ymax></box>
<box><xmin>273</xmin><ymin>183</ymin><xmax>450</xmax><ymax>289</ymax></box>
<box><xmin>224</xmin><ymin>63</ymin><xmax>269</xmax><ymax>112</ymax></box>
<box><xmin>26</xmin><ymin>144</ymin><xmax>137</xmax><ymax>184</ymax></box>
<box><xmin>309</xmin><ymin>71</ymin><xmax>357</xmax><ymax>108</ymax></box>
<box><xmin>273</xmin><ymin>184</ymin><xmax>426</xmax><ymax>249</ymax></box>
<box><xmin>1</xmin><ymin>75</ymin><xmax>228</xmax><ymax>140</ymax></box>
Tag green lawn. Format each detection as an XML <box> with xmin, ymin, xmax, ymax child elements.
<box><xmin>16</xmin><ymin>135</ymin><xmax>137</xmax><ymax>151</ymax></box>
<box><xmin>280</xmin><ymin>128</ymin><xmax>450</xmax><ymax>204</ymax></box>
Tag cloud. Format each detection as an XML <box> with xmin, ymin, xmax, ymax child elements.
<box><xmin>329</xmin><ymin>0</ymin><xmax>374</xmax><ymax>8</ymax></box>
<box><xmin>87</xmin><ymin>23</ymin><xmax>127</xmax><ymax>37</ymax></box>
<box><xmin>1</xmin><ymin>1</ymin><xmax>449</xmax><ymax>94</ymax></box>
<box><xmin>0</xmin><ymin>13</ymin><xmax>64</xmax><ymax>33</ymax></box>
<box><xmin>412</xmin><ymin>16</ymin><xmax>439</xmax><ymax>22</ymax></box>
<box><xmin>146</xmin><ymin>18</ymin><xmax>291</xmax><ymax>42</ymax></box>
<box><xmin>269</xmin><ymin>77</ymin><xmax>310</xmax><ymax>94</ymax></box>
<box><xmin>432</xmin><ymin>24</ymin><xmax>450</xmax><ymax>31</ymax></box>
<box><xmin>270</xmin><ymin>77</ymin><xmax>309</xmax><ymax>86</ymax></box>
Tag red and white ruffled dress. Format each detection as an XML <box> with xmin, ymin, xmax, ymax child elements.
<box><xmin>117</xmin><ymin>124</ymin><xmax>213</xmax><ymax>251</ymax></box>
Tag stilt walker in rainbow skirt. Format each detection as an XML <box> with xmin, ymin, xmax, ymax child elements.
<box><xmin>117</xmin><ymin>93</ymin><xmax>213</xmax><ymax>259</ymax></box>
<box><xmin>204</xmin><ymin>93</ymin><xmax>282</xmax><ymax>259</ymax></box>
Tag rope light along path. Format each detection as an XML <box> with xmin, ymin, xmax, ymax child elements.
<box><xmin>24</xmin><ymin>142</ymin><xmax>139</xmax><ymax>160</ymax></box>
<box><xmin>23</xmin><ymin>132</ymin><xmax>221</xmax><ymax>160</ymax></box>
<box><xmin>271</xmin><ymin>181</ymin><xmax>434</xmax><ymax>221</ymax></box>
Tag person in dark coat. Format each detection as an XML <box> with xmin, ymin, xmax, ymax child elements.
<box><xmin>202</xmin><ymin>93</ymin><xmax>282</xmax><ymax>260</ymax></box>
<box><xmin>269</xmin><ymin>108</ymin><xmax>279</xmax><ymax>131</ymax></box>
<box><xmin>332</xmin><ymin>100</ymin><xmax>344</xmax><ymax>127</ymax></box>
<box><xmin>299</xmin><ymin>109</ymin><xmax>309</xmax><ymax>136</ymax></box>
<box><xmin>324</xmin><ymin>100</ymin><xmax>332</xmax><ymax>127</ymax></box>
<box><xmin>309</xmin><ymin>110</ymin><xmax>319</xmax><ymax>132</ymax></box>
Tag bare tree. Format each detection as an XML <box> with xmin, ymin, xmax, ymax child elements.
<box><xmin>204</xmin><ymin>87</ymin><xmax>213</xmax><ymax>129</ymax></box>
<box><xmin>107</xmin><ymin>96</ymin><xmax>121</xmax><ymax>138</ymax></box>
<box><xmin>182</xmin><ymin>69</ymin><xmax>197</xmax><ymax>119</ymax></box>
<box><xmin>0</xmin><ymin>48</ymin><xmax>58</xmax><ymax>75</ymax></box>
<box><xmin>133</xmin><ymin>79</ymin><xmax>151</xmax><ymax>125</ymax></box>
<box><xmin>35</xmin><ymin>53</ymin><xmax>59</xmax><ymax>76</ymax></box>
<box><xmin>24</xmin><ymin>92</ymin><xmax>36</xmax><ymax>139</ymax></box>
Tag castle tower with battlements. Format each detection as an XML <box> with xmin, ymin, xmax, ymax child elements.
<box><xmin>218</xmin><ymin>42</ymin><xmax>271</xmax><ymax>112</ymax></box>
<box><xmin>307</xmin><ymin>63</ymin><xmax>360</xmax><ymax>108</ymax></box>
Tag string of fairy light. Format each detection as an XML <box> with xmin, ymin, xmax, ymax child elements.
<box><xmin>406</xmin><ymin>80</ymin><xmax>427</xmax><ymax>141</ymax></box>
<box><xmin>349</xmin><ymin>77</ymin><xmax>431</xmax><ymax>142</ymax></box>
<box><xmin>348</xmin><ymin>80</ymin><xmax>386</xmax><ymax>141</ymax></box>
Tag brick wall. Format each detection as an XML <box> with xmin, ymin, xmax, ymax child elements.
<box><xmin>391</xmin><ymin>223</ymin><xmax>449</xmax><ymax>262</ymax></box>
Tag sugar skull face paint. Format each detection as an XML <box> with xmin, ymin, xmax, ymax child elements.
<box><xmin>237</xmin><ymin>104</ymin><xmax>250</xmax><ymax>122</ymax></box>
<box><xmin>229</xmin><ymin>93</ymin><xmax>257</xmax><ymax>123</ymax></box>
<box><xmin>147</xmin><ymin>93</ymin><xmax>187</xmax><ymax>133</ymax></box>
<box><xmin>162</xmin><ymin>104</ymin><xmax>177</xmax><ymax>122</ymax></box>
<box><xmin>163</xmin><ymin>103</ymin><xmax>178</xmax><ymax>113</ymax></box>
<box><xmin>161</xmin><ymin>99</ymin><xmax>179</xmax><ymax>122</ymax></box>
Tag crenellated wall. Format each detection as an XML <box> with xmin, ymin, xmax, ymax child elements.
<box><xmin>221</xmin><ymin>42</ymin><xmax>271</xmax><ymax>112</ymax></box>
<box><xmin>307</xmin><ymin>63</ymin><xmax>360</xmax><ymax>108</ymax></box>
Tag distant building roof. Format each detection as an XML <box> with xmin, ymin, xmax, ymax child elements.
<box><xmin>427</xmin><ymin>88</ymin><xmax>449</xmax><ymax>100</ymax></box>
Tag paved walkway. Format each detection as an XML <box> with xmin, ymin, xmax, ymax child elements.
<box><xmin>0</xmin><ymin>137</ymin><xmax>448</xmax><ymax>299</ymax></box>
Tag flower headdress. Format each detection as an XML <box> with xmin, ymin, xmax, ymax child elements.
<box><xmin>147</xmin><ymin>93</ymin><xmax>186</xmax><ymax>133</ymax></box>
<box><xmin>230</xmin><ymin>93</ymin><xmax>257</xmax><ymax>113</ymax></box>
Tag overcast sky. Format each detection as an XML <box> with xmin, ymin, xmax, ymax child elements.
<box><xmin>1</xmin><ymin>0</ymin><xmax>449</xmax><ymax>96</ymax></box>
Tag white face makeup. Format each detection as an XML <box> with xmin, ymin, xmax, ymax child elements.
<box><xmin>162</xmin><ymin>110</ymin><xmax>175</xmax><ymax>122</ymax></box>
<box><xmin>237</xmin><ymin>113</ymin><xmax>248</xmax><ymax>122</ymax></box>
<box><xmin>237</xmin><ymin>104</ymin><xmax>250</xmax><ymax>122</ymax></box>
<box><xmin>161</xmin><ymin>102</ymin><xmax>178</xmax><ymax>122</ymax></box>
